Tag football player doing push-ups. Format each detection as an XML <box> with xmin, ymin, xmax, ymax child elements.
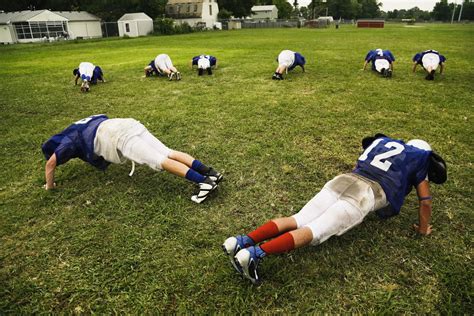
<box><xmin>363</xmin><ymin>48</ymin><xmax>395</xmax><ymax>78</ymax></box>
<box><xmin>73</xmin><ymin>62</ymin><xmax>105</xmax><ymax>92</ymax></box>
<box><xmin>144</xmin><ymin>54</ymin><xmax>181</xmax><ymax>81</ymax></box>
<box><xmin>223</xmin><ymin>134</ymin><xmax>447</xmax><ymax>284</ymax></box>
<box><xmin>190</xmin><ymin>55</ymin><xmax>218</xmax><ymax>76</ymax></box>
<box><xmin>272</xmin><ymin>50</ymin><xmax>306</xmax><ymax>80</ymax></box>
<box><xmin>42</xmin><ymin>115</ymin><xmax>222</xmax><ymax>203</ymax></box>
<box><xmin>412</xmin><ymin>49</ymin><xmax>446</xmax><ymax>80</ymax></box>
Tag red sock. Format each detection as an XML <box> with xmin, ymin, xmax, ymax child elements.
<box><xmin>260</xmin><ymin>232</ymin><xmax>295</xmax><ymax>255</ymax></box>
<box><xmin>248</xmin><ymin>221</ymin><xmax>280</xmax><ymax>244</ymax></box>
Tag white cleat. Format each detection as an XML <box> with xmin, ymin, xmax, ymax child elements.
<box><xmin>191</xmin><ymin>179</ymin><xmax>217</xmax><ymax>203</ymax></box>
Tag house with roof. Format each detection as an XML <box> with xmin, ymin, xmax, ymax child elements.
<box><xmin>165</xmin><ymin>0</ymin><xmax>219</xmax><ymax>29</ymax></box>
<box><xmin>251</xmin><ymin>5</ymin><xmax>278</xmax><ymax>20</ymax></box>
<box><xmin>118</xmin><ymin>12</ymin><xmax>153</xmax><ymax>37</ymax></box>
<box><xmin>55</xmin><ymin>11</ymin><xmax>102</xmax><ymax>39</ymax></box>
<box><xmin>0</xmin><ymin>10</ymin><xmax>101</xmax><ymax>44</ymax></box>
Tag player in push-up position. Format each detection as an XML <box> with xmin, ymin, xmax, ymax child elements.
<box><xmin>412</xmin><ymin>50</ymin><xmax>446</xmax><ymax>80</ymax></box>
<box><xmin>190</xmin><ymin>55</ymin><xmax>218</xmax><ymax>76</ymax></box>
<box><xmin>363</xmin><ymin>48</ymin><xmax>395</xmax><ymax>77</ymax></box>
<box><xmin>144</xmin><ymin>54</ymin><xmax>181</xmax><ymax>81</ymax></box>
<box><xmin>223</xmin><ymin>134</ymin><xmax>447</xmax><ymax>284</ymax></box>
<box><xmin>42</xmin><ymin>115</ymin><xmax>222</xmax><ymax>203</ymax></box>
<box><xmin>73</xmin><ymin>62</ymin><xmax>105</xmax><ymax>92</ymax></box>
<box><xmin>272</xmin><ymin>50</ymin><xmax>306</xmax><ymax>80</ymax></box>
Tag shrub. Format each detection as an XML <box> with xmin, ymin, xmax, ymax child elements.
<box><xmin>154</xmin><ymin>18</ymin><xmax>194</xmax><ymax>35</ymax></box>
<box><xmin>154</xmin><ymin>18</ymin><xmax>175</xmax><ymax>35</ymax></box>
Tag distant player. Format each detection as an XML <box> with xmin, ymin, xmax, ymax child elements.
<box><xmin>73</xmin><ymin>62</ymin><xmax>105</xmax><ymax>92</ymax></box>
<box><xmin>412</xmin><ymin>50</ymin><xmax>446</xmax><ymax>80</ymax></box>
<box><xmin>42</xmin><ymin>115</ymin><xmax>223</xmax><ymax>203</ymax></box>
<box><xmin>272</xmin><ymin>50</ymin><xmax>305</xmax><ymax>80</ymax></box>
<box><xmin>190</xmin><ymin>55</ymin><xmax>218</xmax><ymax>76</ymax></box>
<box><xmin>144</xmin><ymin>54</ymin><xmax>181</xmax><ymax>81</ymax></box>
<box><xmin>223</xmin><ymin>134</ymin><xmax>447</xmax><ymax>284</ymax></box>
<box><xmin>363</xmin><ymin>48</ymin><xmax>395</xmax><ymax>77</ymax></box>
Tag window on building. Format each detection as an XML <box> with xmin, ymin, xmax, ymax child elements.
<box><xmin>187</xmin><ymin>4</ymin><xmax>191</xmax><ymax>13</ymax></box>
<box><xmin>14</xmin><ymin>21</ymin><xmax>66</xmax><ymax>40</ymax></box>
<box><xmin>194</xmin><ymin>4</ymin><xmax>198</xmax><ymax>12</ymax></box>
<box><xmin>125</xmin><ymin>23</ymin><xmax>130</xmax><ymax>32</ymax></box>
<box><xmin>209</xmin><ymin>4</ymin><xmax>212</xmax><ymax>15</ymax></box>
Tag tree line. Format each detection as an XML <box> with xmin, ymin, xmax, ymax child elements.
<box><xmin>1</xmin><ymin>0</ymin><xmax>474</xmax><ymax>21</ymax></box>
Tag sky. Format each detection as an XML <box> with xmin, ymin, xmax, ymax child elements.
<box><xmin>296</xmin><ymin>0</ymin><xmax>455</xmax><ymax>12</ymax></box>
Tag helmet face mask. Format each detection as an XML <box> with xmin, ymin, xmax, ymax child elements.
<box><xmin>428</xmin><ymin>152</ymin><xmax>447</xmax><ymax>184</ymax></box>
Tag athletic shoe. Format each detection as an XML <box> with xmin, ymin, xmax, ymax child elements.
<box><xmin>387</xmin><ymin>69</ymin><xmax>393</xmax><ymax>78</ymax></box>
<box><xmin>205</xmin><ymin>167</ymin><xmax>223</xmax><ymax>184</ymax></box>
<box><xmin>222</xmin><ymin>235</ymin><xmax>253</xmax><ymax>274</ymax></box>
<box><xmin>168</xmin><ymin>72</ymin><xmax>175</xmax><ymax>81</ymax></box>
<box><xmin>276</xmin><ymin>73</ymin><xmax>284</xmax><ymax>80</ymax></box>
<box><xmin>235</xmin><ymin>246</ymin><xmax>266</xmax><ymax>284</ymax></box>
<box><xmin>176</xmin><ymin>72</ymin><xmax>182</xmax><ymax>81</ymax></box>
<box><xmin>198</xmin><ymin>68</ymin><xmax>204</xmax><ymax>76</ymax></box>
<box><xmin>191</xmin><ymin>177</ymin><xmax>217</xmax><ymax>203</ymax></box>
<box><xmin>207</xmin><ymin>68</ymin><xmax>213</xmax><ymax>75</ymax></box>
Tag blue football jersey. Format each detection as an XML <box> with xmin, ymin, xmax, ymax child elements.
<box><xmin>365</xmin><ymin>50</ymin><xmax>395</xmax><ymax>68</ymax></box>
<box><xmin>148</xmin><ymin>60</ymin><xmax>160</xmax><ymax>74</ymax></box>
<box><xmin>289</xmin><ymin>52</ymin><xmax>305</xmax><ymax>71</ymax></box>
<box><xmin>90</xmin><ymin>66</ymin><xmax>103</xmax><ymax>84</ymax></box>
<box><xmin>353</xmin><ymin>137</ymin><xmax>431</xmax><ymax>215</ymax></box>
<box><xmin>42</xmin><ymin>115</ymin><xmax>110</xmax><ymax>170</ymax></box>
<box><xmin>413</xmin><ymin>50</ymin><xmax>446</xmax><ymax>64</ymax></box>
<box><xmin>192</xmin><ymin>55</ymin><xmax>217</xmax><ymax>66</ymax></box>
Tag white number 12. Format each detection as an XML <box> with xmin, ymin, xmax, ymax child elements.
<box><xmin>359</xmin><ymin>139</ymin><xmax>405</xmax><ymax>172</ymax></box>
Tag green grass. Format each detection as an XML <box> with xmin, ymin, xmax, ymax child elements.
<box><xmin>0</xmin><ymin>24</ymin><xmax>473</xmax><ymax>313</ymax></box>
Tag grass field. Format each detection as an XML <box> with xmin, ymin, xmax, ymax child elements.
<box><xmin>0</xmin><ymin>23</ymin><xmax>473</xmax><ymax>313</ymax></box>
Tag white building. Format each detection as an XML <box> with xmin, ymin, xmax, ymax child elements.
<box><xmin>0</xmin><ymin>10</ymin><xmax>102</xmax><ymax>44</ymax></box>
<box><xmin>251</xmin><ymin>5</ymin><xmax>278</xmax><ymax>20</ymax></box>
<box><xmin>166</xmin><ymin>0</ymin><xmax>219</xmax><ymax>29</ymax></box>
<box><xmin>56</xmin><ymin>11</ymin><xmax>102</xmax><ymax>39</ymax></box>
<box><xmin>118</xmin><ymin>12</ymin><xmax>153</xmax><ymax>37</ymax></box>
<box><xmin>0</xmin><ymin>10</ymin><xmax>68</xmax><ymax>44</ymax></box>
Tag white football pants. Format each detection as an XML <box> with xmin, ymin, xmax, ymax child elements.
<box><xmin>422</xmin><ymin>53</ymin><xmax>440</xmax><ymax>71</ymax></box>
<box><xmin>120</xmin><ymin>130</ymin><xmax>172</xmax><ymax>171</ymax></box>
<box><xmin>79</xmin><ymin>62</ymin><xmax>95</xmax><ymax>82</ymax></box>
<box><xmin>375</xmin><ymin>59</ymin><xmax>390</xmax><ymax>72</ymax></box>
<box><xmin>198</xmin><ymin>58</ymin><xmax>211</xmax><ymax>69</ymax></box>
<box><xmin>292</xmin><ymin>173</ymin><xmax>387</xmax><ymax>245</ymax></box>
<box><xmin>278</xmin><ymin>50</ymin><xmax>295</xmax><ymax>68</ymax></box>
<box><xmin>154</xmin><ymin>54</ymin><xmax>174</xmax><ymax>72</ymax></box>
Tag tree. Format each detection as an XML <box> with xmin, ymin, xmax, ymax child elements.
<box><xmin>217</xmin><ymin>0</ymin><xmax>255</xmax><ymax>18</ymax></box>
<box><xmin>273</xmin><ymin>0</ymin><xmax>294</xmax><ymax>19</ymax></box>
<box><xmin>356</xmin><ymin>0</ymin><xmax>381</xmax><ymax>18</ymax></box>
<box><xmin>462</xmin><ymin>0</ymin><xmax>474</xmax><ymax>20</ymax></box>
<box><xmin>432</xmin><ymin>0</ymin><xmax>451</xmax><ymax>21</ymax></box>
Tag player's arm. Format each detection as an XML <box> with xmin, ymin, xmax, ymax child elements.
<box><xmin>75</xmin><ymin>74</ymin><xmax>80</xmax><ymax>85</ymax></box>
<box><xmin>439</xmin><ymin>63</ymin><xmax>444</xmax><ymax>74</ymax></box>
<box><xmin>362</xmin><ymin>60</ymin><xmax>368</xmax><ymax>70</ymax></box>
<box><xmin>45</xmin><ymin>153</ymin><xmax>57</xmax><ymax>190</ymax></box>
<box><xmin>414</xmin><ymin>180</ymin><xmax>432</xmax><ymax>235</ymax></box>
<box><xmin>214</xmin><ymin>59</ymin><xmax>218</xmax><ymax>69</ymax></box>
<box><xmin>412</xmin><ymin>62</ymin><xmax>418</xmax><ymax>72</ymax></box>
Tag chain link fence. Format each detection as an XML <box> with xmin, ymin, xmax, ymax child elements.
<box><xmin>101</xmin><ymin>22</ymin><xmax>119</xmax><ymax>38</ymax></box>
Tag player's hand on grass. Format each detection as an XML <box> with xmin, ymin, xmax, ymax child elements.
<box><xmin>413</xmin><ymin>223</ymin><xmax>432</xmax><ymax>236</ymax></box>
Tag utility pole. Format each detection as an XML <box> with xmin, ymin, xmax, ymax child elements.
<box><xmin>458</xmin><ymin>1</ymin><xmax>464</xmax><ymax>22</ymax></box>
<box><xmin>450</xmin><ymin>0</ymin><xmax>456</xmax><ymax>24</ymax></box>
